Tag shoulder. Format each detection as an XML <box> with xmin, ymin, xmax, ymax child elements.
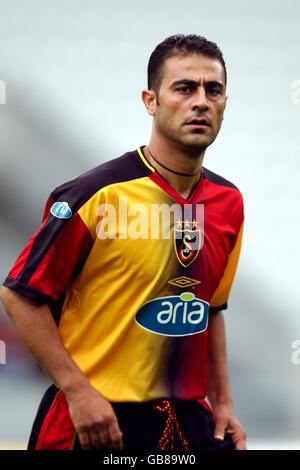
<box><xmin>202</xmin><ymin>166</ymin><xmax>244</xmax><ymax>223</ymax></box>
<box><xmin>202</xmin><ymin>166</ymin><xmax>243</xmax><ymax>204</ymax></box>
<box><xmin>202</xmin><ymin>167</ymin><xmax>241</xmax><ymax>193</ymax></box>
<box><xmin>49</xmin><ymin>148</ymin><xmax>151</xmax><ymax>213</ymax></box>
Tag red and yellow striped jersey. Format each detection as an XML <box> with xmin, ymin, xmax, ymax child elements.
<box><xmin>4</xmin><ymin>147</ymin><xmax>244</xmax><ymax>402</ymax></box>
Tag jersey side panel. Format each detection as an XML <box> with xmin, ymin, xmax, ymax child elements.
<box><xmin>194</xmin><ymin>169</ymin><xmax>244</xmax><ymax>312</ymax></box>
<box><xmin>210</xmin><ymin>221</ymin><xmax>244</xmax><ymax>310</ymax></box>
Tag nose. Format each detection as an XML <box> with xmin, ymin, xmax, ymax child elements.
<box><xmin>191</xmin><ymin>86</ymin><xmax>209</xmax><ymax>111</ymax></box>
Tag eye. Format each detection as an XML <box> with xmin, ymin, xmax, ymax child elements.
<box><xmin>206</xmin><ymin>88</ymin><xmax>221</xmax><ymax>96</ymax></box>
<box><xmin>177</xmin><ymin>86</ymin><xmax>193</xmax><ymax>94</ymax></box>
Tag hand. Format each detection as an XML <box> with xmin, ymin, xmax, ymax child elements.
<box><xmin>65</xmin><ymin>382</ymin><xmax>123</xmax><ymax>450</ymax></box>
<box><xmin>212</xmin><ymin>403</ymin><xmax>247</xmax><ymax>450</ymax></box>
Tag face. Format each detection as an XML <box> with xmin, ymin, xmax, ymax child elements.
<box><xmin>144</xmin><ymin>53</ymin><xmax>227</xmax><ymax>152</ymax></box>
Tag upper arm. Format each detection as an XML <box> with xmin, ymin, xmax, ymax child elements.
<box><xmin>2</xmin><ymin>191</ymin><xmax>94</xmax><ymax>306</ymax></box>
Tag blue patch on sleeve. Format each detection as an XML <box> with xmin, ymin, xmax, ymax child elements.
<box><xmin>50</xmin><ymin>202</ymin><xmax>72</xmax><ymax>219</ymax></box>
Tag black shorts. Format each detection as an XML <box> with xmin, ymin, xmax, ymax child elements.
<box><xmin>28</xmin><ymin>384</ymin><xmax>234</xmax><ymax>451</ymax></box>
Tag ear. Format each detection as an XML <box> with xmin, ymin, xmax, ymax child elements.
<box><xmin>222</xmin><ymin>94</ymin><xmax>228</xmax><ymax>120</ymax></box>
<box><xmin>141</xmin><ymin>89</ymin><xmax>157</xmax><ymax>116</ymax></box>
<box><xmin>224</xmin><ymin>94</ymin><xmax>228</xmax><ymax>108</ymax></box>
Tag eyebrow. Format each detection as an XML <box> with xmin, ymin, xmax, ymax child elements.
<box><xmin>170</xmin><ymin>79</ymin><xmax>224</xmax><ymax>90</ymax></box>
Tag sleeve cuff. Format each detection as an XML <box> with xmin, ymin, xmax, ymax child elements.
<box><xmin>2</xmin><ymin>277</ymin><xmax>52</xmax><ymax>305</ymax></box>
<box><xmin>209</xmin><ymin>303</ymin><xmax>228</xmax><ymax>313</ymax></box>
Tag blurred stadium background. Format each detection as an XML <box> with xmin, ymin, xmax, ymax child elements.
<box><xmin>1</xmin><ymin>0</ymin><xmax>300</xmax><ymax>450</ymax></box>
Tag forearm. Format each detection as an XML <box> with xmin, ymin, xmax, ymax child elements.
<box><xmin>207</xmin><ymin>310</ymin><xmax>233</xmax><ymax>408</ymax></box>
<box><xmin>1</xmin><ymin>286</ymin><xmax>123</xmax><ymax>449</ymax></box>
<box><xmin>0</xmin><ymin>286</ymin><xmax>89</xmax><ymax>397</ymax></box>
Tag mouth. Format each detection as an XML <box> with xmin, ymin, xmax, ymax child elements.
<box><xmin>186</xmin><ymin>118</ymin><xmax>210</xmax><ymax>128</ymax></box>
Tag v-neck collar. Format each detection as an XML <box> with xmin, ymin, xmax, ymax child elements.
<box><xmin>137</xmin><ymin>146</ymin><xmax>204</xmax><ymax>205</ymax></box>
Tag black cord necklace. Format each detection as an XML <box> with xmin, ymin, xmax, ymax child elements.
<box><xmin>148</xmin><ymin>148</ymin><xmax>202</xmax><ymax>177</ymax></box>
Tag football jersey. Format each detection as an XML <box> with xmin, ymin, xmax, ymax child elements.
<box><xmin>3</xmin><ymin>147</ymin><xmax>244</xmax><ymax>403</ymax></box>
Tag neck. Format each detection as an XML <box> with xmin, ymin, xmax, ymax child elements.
<box><xmin>145</xmin><ymin>137</ymin><xmax>205</xmax><ymax>200</ymax></box>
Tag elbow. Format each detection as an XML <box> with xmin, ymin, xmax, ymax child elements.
<box><xmin>1</xmin><ymin>286</ymin><xmax>42</xmax><ymax>314</ymax></box>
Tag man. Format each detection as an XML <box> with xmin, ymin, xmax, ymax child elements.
<box><xmin>1</xmin><ymin>34</ymin><xmax>246</xmax><ymax>451</ymax></box>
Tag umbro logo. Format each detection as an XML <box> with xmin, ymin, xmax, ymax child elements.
<box><xmin>168</xmin><ymin>276</ymin><xmax>201</xmax><ymax>288</ymax></box>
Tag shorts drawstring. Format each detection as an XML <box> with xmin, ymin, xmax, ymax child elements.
<box><xmin>153</xmin><ymin>400</ymin><xmax>189</xmax><ymax>451</ymax></box>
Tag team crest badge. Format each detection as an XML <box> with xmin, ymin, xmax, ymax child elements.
<box><xmin>174</xmin><ymin>228</ymin><xmax>201</xmax><ymax>267</ymax></box>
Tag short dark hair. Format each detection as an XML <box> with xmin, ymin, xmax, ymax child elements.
<box><xmin>147</xmin><ymin>34</ymin><xmax>227</xmax><ymax>94</ymax></box>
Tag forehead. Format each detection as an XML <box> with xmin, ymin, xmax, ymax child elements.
<box><xmin>160</xmin><ymin>53</ymin><xmax>226</xmax><ymax>87</ymax></box>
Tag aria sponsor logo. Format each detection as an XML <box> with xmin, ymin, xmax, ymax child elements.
<box><xmin>135</xmin><ymin>292</ymin><xmax>209</xmax><ymax>337</ymax></box>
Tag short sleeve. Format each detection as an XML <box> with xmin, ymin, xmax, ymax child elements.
<box><xmin>3</xmin><ymin>194</ymin><xmax>93</xmax><ymax>304</ymax></box>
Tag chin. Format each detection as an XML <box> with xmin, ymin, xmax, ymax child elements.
<box><xmin>181</xmin><ymin>135</ymin><xmax>214</xmax><ymax>150</ymax></box>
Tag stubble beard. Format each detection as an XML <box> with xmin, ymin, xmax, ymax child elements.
<box><xmin>155</xmin><ymin>116</ymin><xmax>215</xmax><ymax>158</ymax></box>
